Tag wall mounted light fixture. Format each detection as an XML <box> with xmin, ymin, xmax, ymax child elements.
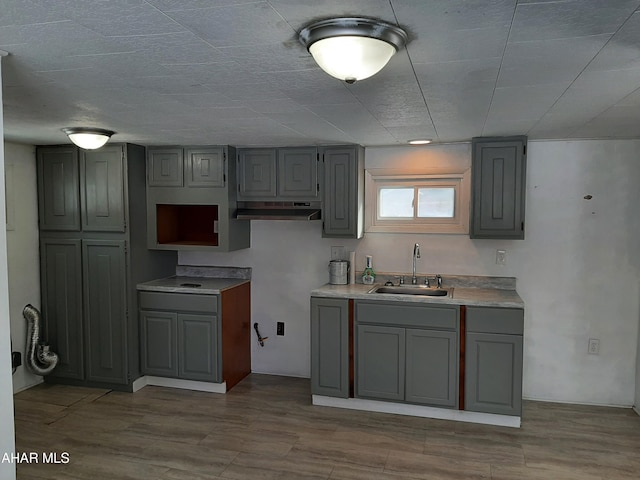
<box><xmin>299</xmin><ymin>17</ymin><xmax>408</xmax><ymax>84</ymax></box>
<box><xmin>63</xmin><ymin>127</ymin><xmax>114</xmax><ymax>150</ymax></box>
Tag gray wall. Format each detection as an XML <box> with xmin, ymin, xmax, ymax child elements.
<box><xmin>182</xmin><ymin>139</ymin><xmax>640</xmax><ymax>407</ymax></box>
<box><xmin>6</xmin><ymin>142</ymin><xmax>42</xmax><ymax>393</ymax></box>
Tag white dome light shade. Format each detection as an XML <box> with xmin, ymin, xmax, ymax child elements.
<box><xmin>63</xmin><ymin>127</ymin><xmax>114</xmax><ymax>150</ymax></box>
<box><xmin>300</xmin><ymin>18</ymin><xmax>408</xmax><ymax>84</ymax></box>
<box><xmin>309</xmin><ymin>36</ymin><xmax>397</xmax><ymax>82</ymax></box>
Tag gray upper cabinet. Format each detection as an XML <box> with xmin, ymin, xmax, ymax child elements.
<box><xmin>238</xmin><ymin>148</ymin><xmax>277</xmax><ymax>198</ymax></box>
<box><xmin>465</xmin><ymin>307</ymin><xmax>524</xmax><ymax>416</ymax></box>
<box><xmin>83</xmin><ymin>239</ymin><xmax>128</xmax><ymax>385</ymax></box>
<box><xmin>471</xmin><ymin>136</ymin><xmax>527</xmax><ymax>239</ymax></box>
<box><xmin>185</xmin><ymin>147</ymin><xmax>225</xmax><ymax>188</ymax></box>
<box><xmin>37</xmin><ymin>146</ymin><xmax>80</xmax><ymax>231</ymax></box>
<box><xmin>146</xmin><ymin>145</ymin><xmax>250</xmax><ymax>252</ymax></box>
<box><xmin>310</xmin><ymin>297</ymin><xmax>350</xmax><ymax>398</ymax></box>
<box><xmin>148</xmin><ymin>148</ymin><xmax>183</xmax><ymax>187</ymax></box>
<box><xmin>40</xmin><ymin>238</ymin><xmax>84</xmax><ymax>380</ymax></box>
<box><xmin>237</xmin><ymin>147</ymin><xmax>318</xmax><ymax>200</ymax></box>
<box><xmin>321</xmin><ymin>145</ymin><xmax>364</xmax><ymax>239</ymax></box>
<box><xmin>277</xmin><ymin>147</ymin><xmax>318</xmax><ymax>198</ymax></box>
<box><xmin>80</xmin><ymin>146</ymin><xmax>126</xmax><ymax>232</ymax></box>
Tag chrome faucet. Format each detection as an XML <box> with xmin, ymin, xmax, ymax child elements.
<box><xmin>412</xmin><ymin>243</ymin><xmax>420</xmax><ymax>284</ymax></box>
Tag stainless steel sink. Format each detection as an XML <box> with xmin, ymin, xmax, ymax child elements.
<box><xmin>368</xmin><ymin>285</ymin><xmax>453</xmax><ymax>297</ymax></box>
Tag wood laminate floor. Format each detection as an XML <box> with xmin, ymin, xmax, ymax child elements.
<box><xmin>12</xmin><ymin>374</ymin><xmax>640</xmax><ymax>480</ymax></box>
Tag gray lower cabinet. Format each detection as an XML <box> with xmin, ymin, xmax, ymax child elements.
<box><xmin>357</xmin><ymin>324</ymin><xmax>405</xmax><ymax>401</ymax></box>
<box><xmin>178</xmin><ymin>313</ymin><xmax>219</xmax><ymax>381</ymax></box>
<box><xmin>310</xmin><ymin>297</ymin><xmax>350</xmax><ymax>398</ymax></box>
<box><xmin>405</xmin><ymin>329</ymin><xmax>458</xmax><ymax>408</ymax></box>
<box><xmin>465</xmin><ymin>307</ymin><xmax>524</xmax><ymax>416</ymax></box>
<box><xmin>140</xmin><ymin>311</ymin><xmax>178</xmax><ymax>377</ymax></box>
<box><xmin>139</xmin><ymin>291</ymin><xmax>222</xmax><ymax>383</ymax></box>
<box><xmin>321</xmin><ymin>145</ymin><xmax>364</xmax><ymax>239</ymax></box>
<box><xmin>40</xmin><ymin>238</ymin><xmax>84</xmax><ymax>380</ymax></box>
<box><xmin>355</xmin><ymin>301</ymin><xmax>459</xmax><ymax>408</ymax></box>
<box><xmin>470</xmin><ymin>136</ymin><xmax>527</xmax><ymax>239</ymax></box>
<box><xmin>83</xmin><ymin>240</ymin><xmax>128</xmax><ymax>384</ymax></box>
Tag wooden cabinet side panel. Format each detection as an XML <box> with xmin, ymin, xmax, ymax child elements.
<box><xmin>221</xmin><ymin>283</ymin><xmax>251</xmax><ymax>389</ymax></box>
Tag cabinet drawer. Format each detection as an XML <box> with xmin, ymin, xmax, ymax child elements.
<box><xmin>356</xmin><ymin>301</ymin><xmax>458</xmax><ymax>330</ymax></box>
<box><xmin>139</xmin><ymin>291</ymin><xmax>218</xmax><ymax>313</ymax></box>
<box><xmin>466</xmin><ymin>307</ymin><xmax>523</xmax><ymax>335</ymax></box>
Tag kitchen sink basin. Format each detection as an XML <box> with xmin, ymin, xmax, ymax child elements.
<box><xmin>368</xmin><ymin>285</ymin><xmax>453</xmax><ymax>297</ymax></box>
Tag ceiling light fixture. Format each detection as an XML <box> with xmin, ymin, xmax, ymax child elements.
<box><xmin>299</xmin><ymin>17</ymin><xmax>408</xmax><ymax>84</ymax></box>
<box><xmin>408</xmin><ymin>139</ymin><xmax>432</xmax><ymax>145</ymax></box>
<box><xmin>63</xmin><ymin>127</ymin><xmax>115</xmax><ymax>150</ymax></box>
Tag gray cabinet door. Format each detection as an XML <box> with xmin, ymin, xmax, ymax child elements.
<box><xmin>310</xmin><ymin>297</ymin><xmax>349</xmax><ymax>398</ymax></box>
<box><xmin>322</xmin><ymin>146</ymin><xmax>363</xmax><ymax>238</ymax></box>
<box><xmin>465</xmin><ymin>332</ymin><xmax>523</xmax><ymax>415</ymax></box>
<box><xmin>471</xmin><ymin>136</ymin><xmax>526</xmax><ymax>239</ymax></box>
<box><xmin>40</xmin><ymin>238</ymin><xmax>84</xmax><ymax>380</ymax></box>
<box><xmin>405</xmin><ymin>329</ymin><xmax>458</xmax><ymax>408</ymax></box>
<box><xmin>80</xmin><ymin>146</ymin><xmax>126</xmax><ymax>232</ymax></box>
<box><xmin>185</xmin><ymin>147</ymin><xmax>225</xmax><ymax>187</ymax></box>
<box><xmin>238</xmin><ymin>149</ymin><xmax>277</xmax><ymax>198</ymax></box>
<box><xmin>37</xmin><ymin>147</ymin><xmax>80</xmax><ymax>231</ymax></box>
<box><xmin>148</xmin><ymin>148</ymin><xmax>184</xmax><ymax>187</ymax></box>
<box><xmin>83</xmin><ymin>239</ymin><xmax>128</xmax><ymax>384</ymax></box>
<box><xmin>357</xmin><ymin>324</ymin><xmax>405</xmax><ymax>401</ymax></box>
<box><xmin>140</xmin><ymin>311</ymin><xmax>178</xmax><ymax>377</ymax></box>
<box><xmin>178</xmin><ymin>313</ymin><xmax>220</xmax><ymax>382</ymax></box>
<box><xmin>278</xmin><ymin>147</ymin><xmax>318</xmax><ymax>198</ymax></box>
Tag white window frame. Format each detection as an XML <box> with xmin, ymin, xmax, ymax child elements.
<box><xmin>365</xmin><ymin>169</ymin><xmax>470</xmax><ymax>234</ymax></box>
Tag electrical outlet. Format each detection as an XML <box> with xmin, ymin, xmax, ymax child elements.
<box><xmin>331</xmin><ymin>246</ymin><xmax>345</xmax><ymax>260</ymax></box>
<box><xmin>496</xmin><ymin>249</ymin><xmax>507</xmax><ymax>265</ymax></box>
<box><xmin>11</xmin><ymin>352</ymin><xmax>21</xmax><ymax>369</ymax></box>
<box><xmin>277</xmin><ymin>322</ymin><xmax>285</xmax><ymax>336</ymax></box>
<box><xmin>588</xmin><ymin>338</ymin><xmax>600</xmax><ymax>355</ymax></box>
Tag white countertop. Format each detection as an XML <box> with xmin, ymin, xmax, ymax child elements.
<box><xmin>137</xmin><ymin>276</ymin><xmax>249</xmax><ymax>295</ymax></box>
<box><xmin>311</xmin><ymin>283</ymin><xmax>524</xmax><ymax>308</ymax></box>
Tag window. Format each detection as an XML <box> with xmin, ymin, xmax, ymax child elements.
<box><xmin>365</xmin><ymin>171</ymin><xmax>470</xmax><ymax>234</ymax></box>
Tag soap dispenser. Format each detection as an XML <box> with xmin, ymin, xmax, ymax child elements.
<box><xmin>362</xmin><ymin>255</ymin><xmax>376</xmax><ymax>285</ymax></box>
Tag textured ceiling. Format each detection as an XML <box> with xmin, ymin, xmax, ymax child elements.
<box><xmin>2</xmin><ymin>0</ymin><xmax>640</xmax><ymax>147</ymax></box>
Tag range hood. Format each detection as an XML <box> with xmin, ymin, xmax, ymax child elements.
<box><xmin>236</xmin><ymin>201</ymin><xmax>322</xmax><ymax>221</ymax></box>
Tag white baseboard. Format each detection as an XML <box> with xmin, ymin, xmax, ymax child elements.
<box><xmin>312</xmin><ymin>395</ymin><xmax>521</xmax><ymax>428</ymax></box>
<box><xmin>133</xmin><ymin>375</ymin><xmax>226</xmax><ymax>394</ymax></box>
